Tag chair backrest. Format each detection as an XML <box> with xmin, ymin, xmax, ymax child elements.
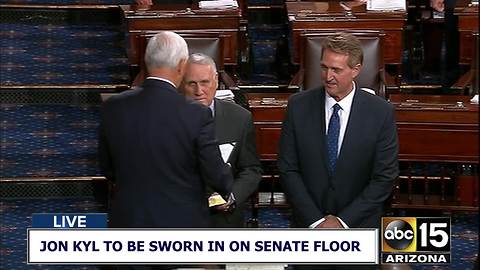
<box><xmin>300</xmin><ymin>30</ymin><xmax>385</xmax><ymax>93</ymax></box>
<box><xmin>132</xmin><ymin>31</ymin><xmax>229</xmax><ymax>87</ymax></box>
<box><xmin>184</xmin><ymin>37</ymin><xmax>223</xmax><ymax>68</ymax></box>
<box><xmin>139</xmin><ymin>31</ymin><xmax>225</xmax><ymax>70</ymax></box>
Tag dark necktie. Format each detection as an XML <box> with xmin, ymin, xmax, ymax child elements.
<box><xmin>326</xmin><ymin>104</ymin><xmax>341</xmax><ymax>175</ymax></box>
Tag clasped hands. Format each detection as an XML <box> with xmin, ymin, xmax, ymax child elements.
<box><xmin>315</xmin><ymin>215</ymin><xmax>344</xmax><ymax>229</ymax></box>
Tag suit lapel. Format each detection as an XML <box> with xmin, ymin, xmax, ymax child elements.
<box><xmin>310</xmin><ymin>89</ymin><xmax>329</xmax><ymax>174</ymax></box>
<box><xmin>213</xmin><ymin>99</ymin><xmax>225</xmax><ymax>142</ymax></box>
<box><xmin>213</xmin><ymin>99</ymin><xmax>237</xmax><ymax>164</ymax></box>
<box><xmin>336</xmin><ymin>90</ymin><xmax>366</xmax><ymax>172</ymax></box>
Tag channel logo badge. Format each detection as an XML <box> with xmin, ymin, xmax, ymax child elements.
<box><xmin>381</xmin><ymin>217</ymin><xmax>451</xmax><ymax>264</ymax></box>
<box><xmin>382</xmin><ymin>217</ymin><xmax>417</xmax><ymax>252</ymax></box>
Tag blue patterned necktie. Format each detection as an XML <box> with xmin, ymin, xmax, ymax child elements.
<box><xmin>326</xmin><ymin>104</ymin><xmax>341</xmax><ymax>175</ymax></box>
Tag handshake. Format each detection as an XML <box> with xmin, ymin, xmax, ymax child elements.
<box><xmin>208</xmin><ymin>192</ymin><xmax>236</xmax><ymax>212</ymax></box>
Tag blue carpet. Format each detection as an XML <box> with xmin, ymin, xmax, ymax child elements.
<box><xmin>0</xmin><ymin>22</ymin><xmax>129</xmax><ymax>86</ymax></box>
<box><xmin>257</xmin><ymin>208</ymin><xmax>291</xmax><ymax>228</ymax></box>
<box><xmin>1</xmin><ymin>103</ymin><xmax>102</xmax><ymax>178</ymax></box>
<box><xmin>241</xmin><ymin>23</ymin><xmax>290</xmax><ymax>85</ymax></box>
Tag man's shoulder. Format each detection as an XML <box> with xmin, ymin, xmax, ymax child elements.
<box><xmin>216</xmin><ymin>99</ymin><xmax>251</xmax><ymax>118</ymax></box>
<box><xmin>114</xmin><ymin>87</ymin><xmax>142</xmax><ymax>99</ymax></box>
<box><xmin>177</xmin><ymin>97</ymin><xmax>212</xmax><ymax>125</ymax></box>
<box><xmin>288</xmin><ymin>87</ymin><xmax>322</xmax><ymax>106</ymax></box>
<box><xmin>102</xmin><ymin>87</ymin><xmax>142</xmax><ymax>108</ymax></box>
<box><xmin>356</xmin><ymin>89</ymin><xmax>393</xmax><ymax>111</ymax></box>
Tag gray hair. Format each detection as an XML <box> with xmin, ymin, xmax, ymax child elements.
<box><xmin>144</xmin><ymin>31</ymin><xmax>189</xmax><ymax>72</ymax></box>
<box><xmin>187</xmin><ymin>53</ymin><xmax>217</xmax><ymax>73</ymax></box>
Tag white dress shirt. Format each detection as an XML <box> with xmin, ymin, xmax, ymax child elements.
<box><xmin>209</xmin><ymin>100</ymin><xmax>215</xmax><ymax>117</ymax></box>
<box><xmin>324</xmin><ymin>83</ymin><xmax>356</xmax><ymax>157</ymax></box>
<box><xmin>310</xmin><ymin>83</ymin><xmax>357</xmax><ymax>229</ymax></box>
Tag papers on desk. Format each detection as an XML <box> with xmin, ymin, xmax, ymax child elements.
<box><xmin>199</xmin><ymin>0</ymin><xmax>238</xmax><ymax>9</ymax></box>
<box><xmin>215</xmin><ymin>89</ymin><xmax>235</xmax><ymax>102</ymax></box>
<box><xmin>470</xmin><ymin>94</ymin><xmax>479</xmax><ymax>104</ymax></box>
<box><xmin>366</xmin><ymin>0</ymin><xmax>406</xmax><ymax>11</ymax></box>
<box><xmin>219</xmin><ymin>142</ymin><xmax>235</xmax><ymax>163</ymax></box>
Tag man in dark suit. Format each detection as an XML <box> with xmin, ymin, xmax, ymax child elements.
<box><xmin>278</xmin><ymin>32</ymin><xmax>398</xmax><ymax>231</ymax></box>
<box><xmin>180</xmin><ymin>53</ymin><xmax>262</xmax><ymax>228</ymax></box>
<box><xmin>99</xmin><ymin>31</ymin><xmax>233</xmax><ymax>229</ymax></box>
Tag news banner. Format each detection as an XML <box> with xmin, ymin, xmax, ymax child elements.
<box><xmin>27</xmin><ymin>214</ymin><xmax>450</xmax><ymax>265</ymax></box>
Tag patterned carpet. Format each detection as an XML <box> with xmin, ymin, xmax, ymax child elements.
<box><xmin>0</xmin><ymin>14</ymin><xmax>129</xmax><ymax>86</ymax></box>
<box><xmin>1</xmin><ymin>101</ymin><xmax>102</xmax><ymax>178</ymax></box>
<box><xmin>242</xmin><ymin>6</ymin><xmax>290</xmax><ymax>85</ymax></box>
<box><xmin>0</xmin><ymin>3</ymin><xmax>290</xmax><ymax>178</ymax></box>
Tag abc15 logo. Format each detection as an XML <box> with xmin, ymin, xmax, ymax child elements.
<box><xmin>382</xmin><ymin>217</ymin><xmax>450</xmax><ymax>252</ymax></box>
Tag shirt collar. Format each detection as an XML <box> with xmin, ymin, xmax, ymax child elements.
<box><xmin>208</xmin><ymin>99</ymin><xmax>215</xmax><ymax>117</ymax></box>
<box><xmin>325</xmin><ymin>82</ymin><xmax>356</xmax><ymax>112</ymax></box>
<box><xmin>146</xmin><ymin>76</ymin><xmax>177</xmax><ymax>88</ymax></box>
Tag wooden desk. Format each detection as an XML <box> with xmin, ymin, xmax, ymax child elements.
<box><xmin>247</xmin><ymin>92</ymin><xmax>479</xmax><ymax>163</ymax></box>
<box><xmin>455</xmin><ymin>0</ymin><xmax>479</xmax><ymax>66</ymax></box>
<box><xmin>389</xmin><ymin>94</ymin><xmax>478</xmax><ymax>211</ymax></box>
<box><xmin>390</xmin><ymin>94</ymin><xmax>479</xmax><ymax>163</ymax></box>
<box><xmin>121</xmin><ymin>4</ymin><xmax>242</xmax><ymax>71</ymax></box>
<box><xmin>245</xmin><ymin>93</ymin><xmax>291</xmax><ymax>161</ymax></box>
<box><xmin>286</xmin><ymin>1</ymin><xmax>406</xmax><ymax>74</ymax></box>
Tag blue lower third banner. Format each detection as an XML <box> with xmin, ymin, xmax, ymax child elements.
<box><xmin>31</xmin><ymin>213</ymin><xmax>108</xmax><ymax>228</ymax></box>
<box><xmin>27</xmin><ymin>229</ymin><xmax>378</xmax><ymax>264</ymax></box>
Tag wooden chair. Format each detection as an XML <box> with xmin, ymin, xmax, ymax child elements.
<box><xmin>132</xmin><ymin>31</ymin><xmax>236</xmax><ymax>89</ymax></box>
<box><xmin>289</xmin><ymin>30</ymin><xmax>398</xmax><ymax>98</ymax></box>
